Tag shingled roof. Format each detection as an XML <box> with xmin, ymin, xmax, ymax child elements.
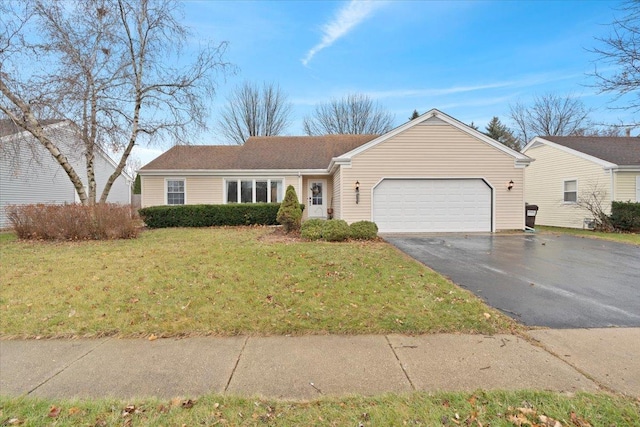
<box><xmin>541</xmin><ymin>136</ymin><xmax>640</xmax><ymax>166</ymax></box>
<box><xmin>140</xmin><ymin>134</ymin><xmax>379</xmax><ymax>170</ymax></box>
<box><xmin>0</xmin><ymin>119</ymin><xmax>64</xmax><ymax>138</ymax></box>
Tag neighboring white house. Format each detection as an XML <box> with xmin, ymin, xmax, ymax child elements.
<box><xmin>139</xmin><ymin>109</ymin><xmax>532</xmax><ymax>233</ymax></box>
<box><xmin>0</xmin><ymin>120</ymin><xmax>132</xmax><ymax>228</ymax></box>
<box><xmin>522</xmin><ymin>136</ymin><xmax>640</xmax><ymax>229</ymax></box>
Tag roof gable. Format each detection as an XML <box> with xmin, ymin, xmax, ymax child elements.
<box><xmin>336</xmin><ymin>109</ymin><xmax>531</xmax><ymax>166</ymax></box>
<box><xmin>522</xmin><ymin>136</ymin><xmax>640</xmax><ymax>167</ymax></box>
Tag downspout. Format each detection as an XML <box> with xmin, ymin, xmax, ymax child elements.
<box><xmin>610</xmin><ymin>168</ymin><xmax>615</xmax><ymax>214</ymax></box>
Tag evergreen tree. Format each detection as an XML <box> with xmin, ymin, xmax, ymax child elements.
<box><xmin>484</xmin><ymin>117</ymin><xmax>520</xmax><ymax>151</ymax></box>
<box><xmin>409</xmin><ymin>110</ymin><xmax>420</xmax><ymax>120</ymax></box>
<box><xmin>277</xmin><ymin>185</ymin><xmax>302</xmax><ymax>233</ymax></box>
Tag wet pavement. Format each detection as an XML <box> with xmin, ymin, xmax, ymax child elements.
<box><xmin>385</xmin><ymin>233</ymin><xmax>640</xmax><ymax>328</ymax></box>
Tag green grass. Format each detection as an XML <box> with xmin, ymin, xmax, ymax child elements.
<box><xmin>1</xmin><ymin>391</ymin><xmax>637</xmax><ymax>426</ymax></box>
<box><xmin>0</xmin><ymin>227</ymin><xmax>517</xmax><ymax>338</ymax></box>
<box><xmin>537</xmin><ymin>225</ymin><xmax>640</xmax><ymax>245</ymax></box>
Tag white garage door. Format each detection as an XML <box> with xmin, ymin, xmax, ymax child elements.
<box><xmin>373</xmin><ymin>179</ymin><xmax>492</xmax><ymax>232</ymax></box>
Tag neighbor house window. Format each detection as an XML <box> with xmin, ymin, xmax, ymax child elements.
<box><xmin>225</xmin><ymin>179</ymin><xmax>283</xmax><ymax>203</ymax></box>
<box><xmin>564</xmin><ymin>180</ymin><xmax>577</xmax><ymax>203</ymax></box>
<box><xmin>167</xmin><ymin>179</ymin><xmax>185</xmax><ymax>205</ymax></box>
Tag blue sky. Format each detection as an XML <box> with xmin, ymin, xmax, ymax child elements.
<box><xmin>134</xmin><ymin>0</ymin><xmax>635</xmax><ymax>164</ymax></box>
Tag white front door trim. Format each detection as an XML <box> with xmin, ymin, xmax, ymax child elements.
<box><xmin>308</xmin><ymin>179</ymin><xmax>327</xmax><ymax>218</ymax></box>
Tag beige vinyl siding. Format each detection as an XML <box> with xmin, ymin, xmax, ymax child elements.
<box><xmin>283</xmin><ymin>176</ymin><xmax>302</xmax><ymax>200</ymax></box>
<box><xmin>332</xmin><ymin>168</ymin><xmax>342</xmax><ymax>219</ymax></box>
<box><xmin>340</xmin><ymin>123</ymin><xmax>525</xmax><ymax>230</ymax></box>
<box><xmin>189</xmin><ymin>176</ymin><xmax>222</xmax><ymax>204</ymax></box>
<box><xmin>613</xmin><ymin>171</ymin><xmax>640</xmax><ymax>202</ymax></box>
<box><xmin>524</xmin><ymin>144</ymin><xmax>611</xmax><ymax>228</ymax></box>
<box><xmin>142</xmin><ymin>174</ymin><xmax>300</xmax><ymax>208</ymax></box>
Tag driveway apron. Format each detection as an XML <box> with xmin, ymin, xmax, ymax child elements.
<box><xmin>385</xmin><ymin>234</ymin><xmax>640</xmax><ymax>328</ymax></box>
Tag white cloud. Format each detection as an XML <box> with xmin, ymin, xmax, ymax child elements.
<box><xmin>302</xmin><ymin>0</ymin><xmax>384</xmax><ymax>66</ymax></box>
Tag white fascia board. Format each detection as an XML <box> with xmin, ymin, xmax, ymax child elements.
<box><xmin>138</xmin><ymin>168</ymin><xmax>330</xmax><ymax>177</ymax></box>
<box><xmin>610</xmin><ymin>166</ymin><xmax>640</xmax><ymax>172</ymax></box>
<box><xmin>328</xmin><ymin>157</ymin><xmax>352</xmax><ymax>174</ymax></box>
<box><xmin>339</xmin><ymin>109</ymin><xmax>531</xmax><ymax>163</ymax></box>
<box><xmin>523</xmin><ymin>137</ymin><xmax>618</xmax><ymax>169</ymax></box>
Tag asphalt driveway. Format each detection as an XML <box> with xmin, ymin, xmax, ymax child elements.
<box><xmin>385</xmin><ymin>233</ymin><xmax>640</xmax><ymax>328</ymax></box>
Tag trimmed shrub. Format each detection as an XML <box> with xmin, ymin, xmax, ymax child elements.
<box><xmin>277</xmin><ymin>185</ymin><xmax>303</xmax><ymax>233</ymax></box>
<box><xmin>349</xmin><ymin>220</ymin><xmax>378</xmax><ymax>240</ymax></box>
<box><xmin>138</xmin><ymin>203</ymin><xmax>305</xmax><ymax>228</ymax></box>
<box><xmin>6</xmin><ymin>203</ymin><xmax>139</xmax><ymax>240</ymax></box>
<box><xmin>610</xmin><ymin>201</ymin><xmax>640</xmax><ymax>232</ymax></box>
<box><xmin>322</xmin><ymin>219</ymin><xmax>351</xmax><ymax>242</ymax></box>
<box><xmin>301</xmin><ymin>218</ymin><xmax>325</xmax><ymax>240</ymax></box>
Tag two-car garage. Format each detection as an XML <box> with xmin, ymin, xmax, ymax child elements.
<box><xmin>372</xmin><ymin>178</ymin><xmax>493</xmax><ymax>233</ymax></box>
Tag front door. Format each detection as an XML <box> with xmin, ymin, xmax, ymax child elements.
<box><xmin>308</xmin><ymin>180</ymin><xmax>327</xmax><ymax>218</ymax></box>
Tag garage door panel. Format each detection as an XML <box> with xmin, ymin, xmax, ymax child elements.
<box><xmin>373</xmin><ymin>179</ymin><xmax>492</xmax><ymax>233</ymax></box>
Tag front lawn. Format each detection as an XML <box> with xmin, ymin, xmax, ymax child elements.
<box><xmin>0</xmin><ymin>227</ymin><xmax>517</xmax><ymax>338</ymax></box>
<box><xmin>1</xmin><ymin>391</ymin><xmax>638</xmax><ymax>426</ymax></box>
<box><xmin>536</xmin><ymin>225</ymin><xmax>640</xmax><ymax>245</ymax></box>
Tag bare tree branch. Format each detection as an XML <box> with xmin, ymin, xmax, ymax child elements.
<box><xmin>589</xmin><ymin>0</ymin><xmax>640</xmax><ymax>124</ymax></box>
<box><xmin>0</xmin><ymin>0</ymin><xmax>231</xmax><ymax>204</ymax></box>
<box><xmin>509</xmin><ymin>93</ymin><xmax>592</xmax><ymax>144</ymax></box>
<box><xmin>303</xmin><ymin>93</ymin><xmax>394</xmax><ymax>135</ymax></box>
<box><xmin>218</xmin><ymin>81</ymin><xmax>292</xmax><ymax>145</ymax></box>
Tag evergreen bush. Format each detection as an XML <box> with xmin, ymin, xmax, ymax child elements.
<box><xmin>301</xmin><ymin>218</ymin><xmax>325</xmax><ymax>240</ymax></box>
<box><xmin>322</xmin><ymin>219</ymin><xmax>351</xmax><ymax>242</ymax></box>
<box><xmin>277</xmin><ymin>185</ymin><xmax>303</xmax><ymax>233</ymax></box>
<box><xmin>610</xmin><ymin>201</ymin><xmax>640</xmax><ymax>231</ymax></box>
<box><xmin>349</xmin><ymin>220</ymin><xmax>378</xmax><ymax>240</ymax></box>
<box><xmin>138</xmin><ymin>203</ymin><xmax>304</xmax><ymax>228</ymax></box>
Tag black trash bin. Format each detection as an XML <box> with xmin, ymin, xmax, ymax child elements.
<box><xmin>525</xmin><ymin>204</ymin><xmax>539</xmax><ymax>229</ymax></box>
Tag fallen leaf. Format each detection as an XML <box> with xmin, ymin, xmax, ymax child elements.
<box><xmin>148</xmin><ymin>334</ymin><xmax>158</xmax><ymax>341</ymax></box>
<box><xmin>129</xmin><ymin>298</ymin><xmax>139</xmax><ymax>303</ymax></box>
<box><xmin>171</xmin><ymin>398</ymin><xmax>183</xmax><ymax>407</ymax></box>
<box><xmin>570</xmin><ymin>411</ymin><xmax>592</xmax><ymax>427</ymax></box>
<box><xmin>48</xmin><ymin>405</ymin><xmax>61</xmax><ymax>418</ymax></box>
<box><xmin>68</xmin><ymin>407</ymin><xmax>81</xmax><ymax>416</ymax></box>
<box><xmin>68</xmin><ymin>309</ymin><xmax>76</xmax><ymax>318</ymax></box>
<box><xmin>181</xmin><ymin>399</ymin><xmax>195</xmax><ymax>409</ymax></box>
<box><xmin>483</xmin><ymin>312</ymin><xmax>491</xmax><ymax>319</ymax></box>
<box><xmin>539</xmin><ymin>414</ymin><xmax>563</xmax><ymax>427</ymax></box>
<box><xmin>4</xmin><ymin>419</ymin><xmax>24</xmax><ymax>425</ymax></box>
<box><xmin>517</xmin><ymin>407</ymin><xmax>536</xmax><ymax>415</ymax></box>
<box><xmin>468</xmin><ymin>395</ymin><xmax>476</xmax><ymax>406</ymax></box>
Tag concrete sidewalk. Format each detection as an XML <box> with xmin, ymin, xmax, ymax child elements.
<box><xmin>1</xmin><ymin>329</ymin><xmax>638</xmax><ymax>400</ymax></box>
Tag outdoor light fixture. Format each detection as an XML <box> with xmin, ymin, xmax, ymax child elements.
<box><xmin>355</xmin><ymin>181</ymin><xmax>360</xmax><ymax>191</ymax></box>
<box><xmin>355</xmin><ymin>181</ymin><xmax>360</xmax><ymax>204</ymax></box>
<box><xmin>507</xmin><ymin>180</ymin><xmax>514</xmax><ymax>191</ymax></box>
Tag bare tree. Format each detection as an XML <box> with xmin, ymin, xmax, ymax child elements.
<box><xmin>218</xmin><ymin>81</ymin><xmax>292</xmax><ymax>145</ymax></box>
<box><xmin>303</xmin><ymin>93</ymin><xmax>394</xmax><ymax>135</ymax></box>
<box><xmin>0</xmin><ymin>0</ymin><xmax>230</xmax><ymax>204</ymax></box>
<box><xmin>590</xmin><ymin>1</ymin><xmax>640</xmax><ymax>124</ymax></box>
<box><xmin>509</xmin><ymin>93</ymin><xmax>592</xmax><ymax>144</ymax></box>
<box><xmin>576</xmin><ymin>182</ymin><xmax>614</xmax><ymax>231</ymax></box>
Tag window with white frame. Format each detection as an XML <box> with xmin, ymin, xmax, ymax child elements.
<box><xmin>167</xmin><ymin>179</ymin><xmax>185</xmax><ymax>205</ymax></box>
<box><xmin>563</xmin><ymin>180</ymin><xmax>577</xmax><ymax>203</ymax></box>
<box><xmin>225</xmin><ymin>179</ymin><xmax>283</xmax><ymax>203</ymax></box>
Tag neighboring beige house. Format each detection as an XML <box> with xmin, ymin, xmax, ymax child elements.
<box><xmin>139</xmin><ymin>109</ymin><xmax>532</xmax><ymax>232</ymax></box>
<box><xmin>0</xmin><ymin>120</ymin><xmax>132</xmax><ymax>228</ymax></box>
<box><xmin>522</xmin><ymin>136</ymin><xmax>640</xmax><ymax>229</ymax></box>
